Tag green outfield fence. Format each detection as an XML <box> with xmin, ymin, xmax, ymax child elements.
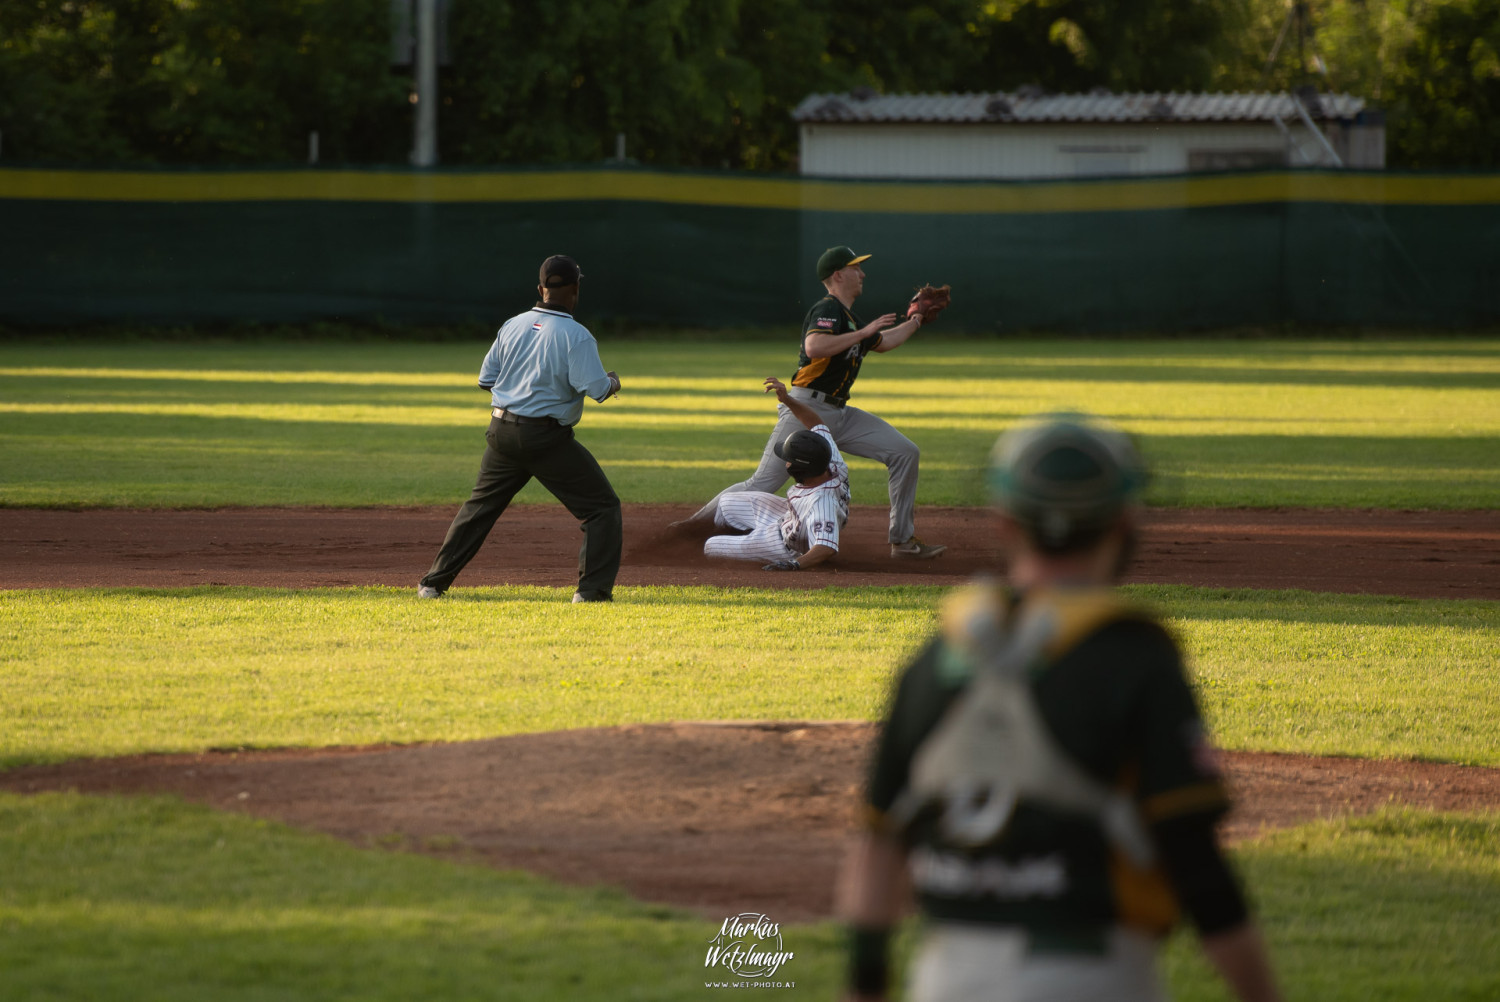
<box><xmin>2</xmin><ymin>167</ymin><xmax>1498</xmax><ymax>332</ymax></box>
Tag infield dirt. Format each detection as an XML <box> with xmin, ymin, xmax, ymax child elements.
<box><xmin>4</xmin><ymin>503</ymin><xmax>1499</xmax><ymax>597</ymax></box>
<box><xmin>3</xmin><ymin>503</ymin><xmax>1498</xmax><ymax>919</ymax></box>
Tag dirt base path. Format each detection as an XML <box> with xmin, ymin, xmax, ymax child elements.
<box><xmin>5</xmin><ymin>723</ymin><xmax>1499</xmax><ymax>921</ymax></box>
<box><xmin>4</xmin><ymin>504</ymin><xmax>1499</xmax><ymax>598</ymax></box>
<box><xmin>3</xmin><ymin>504</ymin><xmax>1498</xmax><ymax>919</ymax></box>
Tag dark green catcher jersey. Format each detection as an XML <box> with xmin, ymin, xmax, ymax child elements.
<box><xmin>865</xmin><ymin>584</ymin><xmax>1229</xmax><ymax>941</ymax></box>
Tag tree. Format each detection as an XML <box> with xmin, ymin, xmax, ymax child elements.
<box><xmin>0</xmin><ymin>0</ymin><xmax>169</xmax><ymax>162</ymax></box>
<box><xmin>958</xmin><ymin>0</ymin><xmax>1250</xmax><ymax>94</ymax></box>
<box><xmin>1211</xmin><ymin>0</ymin><xmax>1500</xmax><ymax>168</ymax></box>
<box><xmin>1209</xmin><ymin>0</ymin><xmax>1417</xmax><ymax>99</ymax></box>
<box><xmin>1387</xmin><ymin>0</ymin><xmax>1500</xmax><ymax>167</ymax></box>
<box><xmin>0</xmin><ymin>0</ymin><xmax>407</xmax><ymax>164</ymax></box>
<box><xmin>441</xmin><ymin>0</ymin><xmax>855</xmax><ymax>169</ymax></box>
<box><xmin>151</xmin><ymin>0</ymin><xmax>408</xmax><ymax>163</ymax></box>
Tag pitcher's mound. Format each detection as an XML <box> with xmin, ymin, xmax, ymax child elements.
<box><xmin>6</xmin><ymin>723</ymin><xmax>1499</xmax><ymax>920</ymax></box>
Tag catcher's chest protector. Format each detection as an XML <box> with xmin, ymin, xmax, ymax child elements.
<box><xmin>897</xmin><ymin>584</ymin><xmax>1156</xmax><ymax>865</ymax></box>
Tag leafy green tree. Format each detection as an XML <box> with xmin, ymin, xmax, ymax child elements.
<box><xmin>442</xmin><ymin>0</ymin><xmax>842</xmax><ymax>169</ymax></box>
<box><xmin>17</xmin><ymin>0</ymin><xmax>1489</xmax><ymax>170</ymax></box>
<box><xmin>957</xmin><ymin>0</ymin><xmax>1249</xmax><ymax>94</ymax></box>
<box><xmin>1387</xmin><ymin>0</ymin><xmax>1500</xmax><ymax>167</ymax></box>
<box><xmin>149</xmin><ymin>0</ymin><xmax>407</xmax><ymax>163</ymax></box>
<box><xmin>439</xmin><ymin>0</ymin><xmax>1248</xmax><ymax>169</ymax></box>
<box><xmin>820</xmin><ymin>0</ymin><xmax>979</xmax><ymax>93</ymax></box>
<box><xmin>727</xmin><ymin>0</ymin><xmax>863</xmax><ymax>170</ymax></box>
<box><xmin>0</xmin><ymin>0</ymin><xmax>168</xmax><ymax>162</ymax></box>
<box><xmin>1210</xmin><ymin>0</ymin><xmax>1417</xmax><ymax>98</ymax></box>
<box><xmin>0</xmin><ymin>0</ymin><xmax>406</xmax><ymax>164</ymax></box>
<box><xmin>1214</xmin><ymin>0</ymin><xmax>1500</xmax><ymax>168</ymax></box>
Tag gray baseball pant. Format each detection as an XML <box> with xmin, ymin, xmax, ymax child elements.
<box><xmin>907</xmin><ymin>923</ymin><xmax>1165</xmax><ymax>1002</ymax></box>
<box><xmin>688</xmin><ymin>397</ymin><xmax>919</xmax><ymax>545</ymax></box>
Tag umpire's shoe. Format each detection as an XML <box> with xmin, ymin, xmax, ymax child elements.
<box><xmin>891</xmin><ymin>536</ymin><xmax>947</xmax><ymax>559</ymax></box>
<box><xmin>572</xmin><ymin>591</ymin><xmax>613</xmax><ymax>603</ymax></box>
<box><xmin>417</xmin><ymin>585</ymin><xmax>443</xmax><ymax>599</ymax></box>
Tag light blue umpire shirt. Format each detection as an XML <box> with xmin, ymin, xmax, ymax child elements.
<box><xmin>478</xmin><ymin>305</ymin><xmax>613</xmax><ymax>426</ymax></box>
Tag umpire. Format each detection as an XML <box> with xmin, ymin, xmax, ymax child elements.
<box><xmin>837</xmin><ymin>414</ymin><xmax>1282</xmax><ymax>1002</ymax></box>
<box><xmin>418</xmin><ymin>254</ymin><xmax>623</xmax><ymax>603</ymax></box>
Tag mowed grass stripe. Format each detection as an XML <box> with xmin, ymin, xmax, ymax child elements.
<box><xmin>1160</xmin><ymin>807</ymin><xmax>1500</xmax><ymax>1001</ymax></box>
<box><xmin>2</xmin><ymin>584</ymin><xmax>1495</xmax><ymax>769</ymax></box>
<box><xmin>0</xmin><ymin>791</ymin><xmax>837</xmax><ymax>1001</ymax></box>
<box><xmin>1</xmin><ymin>794</ymin><xmax>1495</xmax><ymax>1001</ymax></box>
<box><xmin>2</xmin><ymin>338</ymin><xmax>1497</xmax><ymax>508</ymax></box>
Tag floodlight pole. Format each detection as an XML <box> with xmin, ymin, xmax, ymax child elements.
<box><xmin>412</xmin><ymin>0</ymin><xmax>438</xmax><ymax>166</ymax></box>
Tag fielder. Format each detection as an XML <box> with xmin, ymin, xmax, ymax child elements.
<box><xmin>701</xmin><ymin>377</ymin><xmax>849</xmax><ymax>571</ymax></box>
<box><xmin>838</xmin><ymin>414</ymin><xmax>1282</xmax><ymax>1002</ymax></box>
<box><xmin>681</xmin><ymin>246</ymin><xmax>950</xmax><ymax>559</ymax></box>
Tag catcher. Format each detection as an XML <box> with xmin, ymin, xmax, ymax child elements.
<box><xmin>678</xmin><ymin>246</ymin><xmax>951</xmax><ymax>559</ymax></box>
<box><xmin>837</xmin><ymin>414</ymin><xmax>1282</xmax><ymax>1002</ymax></box>
<box><xmin>701</xmin><ymin>376</ymin><xmax>850</xmax><ymax>570</ymax></box>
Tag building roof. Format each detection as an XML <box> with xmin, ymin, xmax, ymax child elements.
<box><xmin>792</xmin><ymin>90</ymin><xmax>1368</xmax><ymax>124</ymax></box>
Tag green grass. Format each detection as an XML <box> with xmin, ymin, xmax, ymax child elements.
<box><xmin>2</xmin><ymin>338</ymin><xmax>1497</xmax><ymax>508</ymax></box>
<box><xmin>5</xmin><ymin>334</ymin><xmax>1496</xmax><ymax>999</ymax></box>
<box><xmin>1162</xmin><ymin>808</ymin><xmax>1500</xmax><ymax>1001</ymax></box>
<box><xmin>0</xmin><ymin>791</ymin><xmax>843</xmax><ymax>1000</ymax></box>
<box><xmin>3</xmin><ymin>584</ymin><xmax>1495</xmax><ymax>769</ymax></box>
<box><xmin>2</xmin><ymin>794</ymin><xmax>1495</xmax><ymax>1000</ymax></box>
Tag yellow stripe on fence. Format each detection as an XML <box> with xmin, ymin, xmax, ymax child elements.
<box><xmin>3</xmin><ymin>168</ymin><xmax>1499</xmax><ymax>212</ymax></box>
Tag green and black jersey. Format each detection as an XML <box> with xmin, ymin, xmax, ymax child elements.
<box><xmin>791</xmin><ymin>296</ymin><xmax>882</xmax><ymax>402</ymax></box>
<box><xmin>865</xmin><ymin>584</ymin><xmax>1229</xmax><ymax>940</ymax></box>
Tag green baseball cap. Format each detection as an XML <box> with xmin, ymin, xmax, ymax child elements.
<box><xmin>986</xmin><ymin>412</ymin><xmax>1148</xmax><ymax>553</ymax></box>
<box><xmin>816</xmin><ymin>245</ymin><xmax>873</xmax><ymax>281</ymax></box>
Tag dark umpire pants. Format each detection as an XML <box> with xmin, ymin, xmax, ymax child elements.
<box><xmin>420</xmin><ymin>415</ymin><xmax>622</xmax><ymax>599</ymax></box>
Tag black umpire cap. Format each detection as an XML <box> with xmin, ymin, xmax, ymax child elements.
<box><xmin>775</xmin><ymin>429</ymin><xmax>832</xmax><ymax>480</ymax></box>
<box><xmin>540</xmin><ymin>254</ymin><xmax>582</xmax><ymax>288</ymax></box>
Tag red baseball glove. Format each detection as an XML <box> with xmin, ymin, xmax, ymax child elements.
<box><xmin>906</xmin><ymin>284</ymin><xmax>951</xmax><ymax>325</ymax></box>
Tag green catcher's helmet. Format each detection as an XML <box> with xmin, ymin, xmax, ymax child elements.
<box><xmin>987</xmin><ymin>413</ymin><xmax>1147</xmax><ymax>553</ymax></box>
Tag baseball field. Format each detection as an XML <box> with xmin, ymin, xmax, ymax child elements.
<box><xmin>2</xmin><ymin>334</ymin><xmax>1499</xmax><ymax>1000</ymax></box>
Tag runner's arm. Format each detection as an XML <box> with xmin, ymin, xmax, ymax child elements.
<box><xmin>765</xmin><ymin>376</ymin><xmax>821</xmax><ymax>429</ymax></box>
<box><xmin>796</xmin><ymin>543</ymin><xmax>836</xmax><ymax>569</ymax></box>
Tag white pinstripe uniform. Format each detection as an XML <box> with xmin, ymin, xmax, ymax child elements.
<box><xmin>704</xmin><ymin>425</ymin><xmax>849</xmax><ymax>563</ymax></box>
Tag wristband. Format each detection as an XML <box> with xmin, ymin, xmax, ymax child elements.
<box><xmin>848</xmin><ymin>926</ymin><xmax>890</xmax><ymax>997</ymax></box>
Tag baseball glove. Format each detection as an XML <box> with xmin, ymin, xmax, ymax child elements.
<box><xmin>906</xmin><ymin>284</ymin><xmax>951</xmax><ymax>325</ymax></box>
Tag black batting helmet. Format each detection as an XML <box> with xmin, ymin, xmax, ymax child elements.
<box><xmin>775</xmin><ymin>429</ymin><xmax>832</xmax><ymax>481</ymax></box>
<box><xmin>987</xmin><ymin>413</ymin><xmax>1147</xmax><ymax>553</ymax></box>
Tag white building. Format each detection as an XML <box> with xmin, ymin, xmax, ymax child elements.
<box><xmin>793</xmin><ymin>89</ymin><xmax>1385</xmax><ymax>180</ymax></box>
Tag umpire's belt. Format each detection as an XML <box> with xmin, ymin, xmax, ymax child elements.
<box><xmin>786</xmin><ymin>386</ymin><xmax>846</xmax><ymax>409</ymax></box>
<box><xmin>492</xmin><ymin>407</ymin><xmax>560</xmax><ymax>426</ymax></box>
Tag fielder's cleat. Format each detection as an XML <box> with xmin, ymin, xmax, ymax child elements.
<box><xmin>571</xmin><ymin>591</ymin><xmax>613</xmax><ymax>603</ymax></box>
<box><xmin>891</xmin><ymin>536</ymin><xmax>947</xmax><ymax>559</ymax></box>
<box><xmin>417</xmin><ymin>585</ymin><xmax>443</xmax><ymax>599</ymax></box>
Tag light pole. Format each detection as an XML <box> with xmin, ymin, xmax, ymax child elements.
<box><xmin>411</xmin><ymin>0</ymin><xmax>438</xmax><ymax>166</ymax></box>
